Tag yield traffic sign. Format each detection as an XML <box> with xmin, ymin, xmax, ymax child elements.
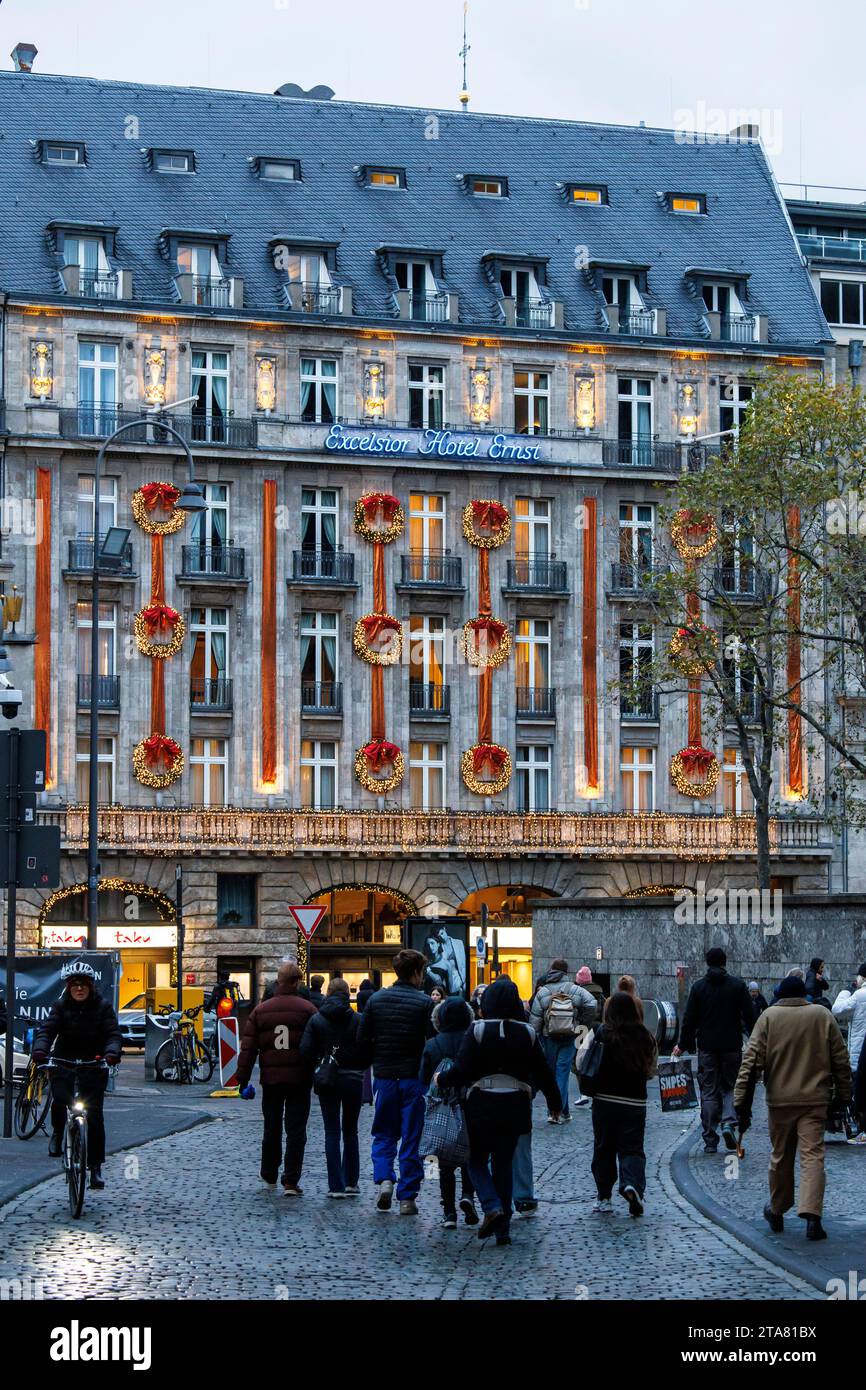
<box><xmin>288</xmin><ymin>904</ymin><xmax>327</xmax><ymax>942</ymax></box>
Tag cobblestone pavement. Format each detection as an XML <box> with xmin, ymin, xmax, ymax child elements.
<box><xmin>0</xmin><ymin>1088</ymin><xmax>823</xmax><ymax>1301</ymax></box>
<box><xmin>681</xmin><ymin>1089</ymin><xmax>866</xmax><ymax>1292</ymax></box>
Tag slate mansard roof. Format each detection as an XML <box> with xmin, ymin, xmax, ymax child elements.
<box><xmin>0</xmin><ymin>69</ymin><xmax>831</xmax><ymax>350</ymax></box>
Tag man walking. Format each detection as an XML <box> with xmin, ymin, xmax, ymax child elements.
<box><xmin>735</xmin><ymin>975</ymin><xmax>852</xmax><ymax>1240</ymax></box>
<box><xmin>236</xmin><ymin>962</ymin><xmax>316</xmax><ymax>1196</ymax></box>
<box><xmin>530</xmin><ymin>958</ymin><xmax>596</xmax><ymax>1121</ymax></box>
<box><xmin>673</xmin><ymin>947</ymin><xmax>753</xmax><ymax>1153</ymax></box>
<box><xmin>357</xmin><ymin>949</ymin><xmax>434</xmax><ymax>1215</ymax></box>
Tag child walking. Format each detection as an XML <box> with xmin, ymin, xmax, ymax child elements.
<box><xmin>589</xmin><ymin>991</ymin><xmax>658</xmax><ymax>1217</ymax></box>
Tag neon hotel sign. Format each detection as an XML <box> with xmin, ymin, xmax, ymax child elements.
<box><xmin>324</xmin><ymin>424</ymin><xmax>544</xmax><ymax>461</ymax></box>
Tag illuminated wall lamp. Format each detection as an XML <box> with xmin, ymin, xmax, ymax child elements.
<box><xmin>575</xmin><ymin>376</ymin><xmax>595</xmax><ymax>431</ymax></box>
<box><xmin>469</xmin><ymin>361</ymin><xmax>491</xmax><ymax>424</ymax></box>
<box><xmin>255</xmin><ymin>355</ymin><xmax>277</xmax><ymax>413</ymax></box>
<box><xmin>30</xmin><ymin>341</ymin><xmax>54</xmax><ymax>399</ymax></box>
<box><xmin>363</xmin><ymin>358</ymin><xmax>386</xmax><ymax>419</ymax></box>
<box><xmin>677</xmin><ymin>381</ymin><xmax>699</xmax><ymax>436</ymax></box>
<box><xmin>143</xmin><ymin>346</ymin><xmax>167</xmax><ymax>406</ymax></box>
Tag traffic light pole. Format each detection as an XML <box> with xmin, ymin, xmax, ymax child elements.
<box><xmin>3</xmin><ymin>728</ymin><xmax>20</xmax><ymax>1139</ymax></box>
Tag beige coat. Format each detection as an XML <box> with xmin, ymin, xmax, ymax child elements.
<box><xmin>734</xmin><ymin>998</ymin><xmax>852</xmax><ymax>1110</ymax></box>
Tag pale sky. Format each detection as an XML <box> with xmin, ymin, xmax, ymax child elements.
<box><xmin>1</xmin><ymin>0</ymin><xmax>863</xmax><ymax>197</ymax></box>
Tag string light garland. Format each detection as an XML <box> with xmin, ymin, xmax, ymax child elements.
<box><xmin>462</xmin><ymin>499</ymin><xmax>511</xmax><ymax>549</ymax></box>
<box><xmin>624</xmin><ymin>884</ymin><xmax>694</xmax><ymax>899</ymax></box>
<box><xmin>670</xmin><ymin>747</ymin><xmax>721</xmax><ymax>798</ymax></box>
<box><xmin>133</xmin><ymin>734</ymin><xmax>184</xmax><ymax>789</ymax></box>
<box><xmin>131</xmin><ymin>482</ymin><xmax>185</xmax><ymax>536</ymax></box>
<box><xmin>671</xmin><ymin>509</ymin><xmax>718</xmax><ymax>560</ymax></box>
<box><xmin>460</xmin><ymin>616</ymin><xmax>512</xmax><ymax>669</ymax></box>
<box><xmin>39</xmin><ymin>879</ymin><xmax>176</xmax><ymax>924</ymax></box>
<box><xmin>353</xmin><ymin>743</ymin><xmax>405</xmax><ymax>794</ymax></box>
<box><xmin>304</xmin><ymin>883</ymin><xmax>419</xmax><ymax>916</ymax></box>
<box><xmin>668</xmin><ymin>624</ymin><xmax>718</xmax><ymax>677</ymax></box>
<box><xmin>134</xmin><ymin>604</ymin><xmax>185</xmax><ymax>658</ymax></box>
<box><xmin>353</xmin><ymin>493</ymin><xmax>405</xmax><ymax>545</ymax></box>
<box><xmin>461</xmin><ymin>744</ymin><xmax>512</xmax><ymax>795</ymax></box>
<box><xmin>353</xmin><ymin>614</ymin><xmax>403</xmax><ymax>665</ymax></box>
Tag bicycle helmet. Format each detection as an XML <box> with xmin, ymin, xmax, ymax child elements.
<box><xmin>60</xmin><ymin>960</ymin><xmax>97</xmax><ymax>983</ymax></box>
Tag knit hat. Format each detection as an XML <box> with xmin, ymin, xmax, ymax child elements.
<box><xmin>778</xmin><ymin>975</ymin><xmax>808</xmax><ymax>999</ymax></box>
<box><xmin>749</xmin><ymin>981</ymin><xmax>760</xmax><ymax>991</ymax></box>
<box><xmin>575</xmin><ymin>966</ymin><xmax>593</xmax><ymax>985</ymax></box>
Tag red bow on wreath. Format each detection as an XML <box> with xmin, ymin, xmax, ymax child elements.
<box><xmin>471</xmin><ymin>500</ymin><xmax>508</xmax><ymax>531</ymax></box>
<box><xmin>361</xmin><ymin>492</ymin><xmax>400</xmax><ymax>522</ymax></box>
<box><xmin>679</xmin><ymin>746</ymin><xmax>715</xmax><ymax>777</ymax></box>
<box><xmin>680</xmin><ymin>510</ymin><xmax>710</xmax><ymax>534</ymax></box>
<box><xmin>361</xmin><ymin>614</ymin><xmax>401</xmax><ymax>643</ymax></box>
<box><xmin>472</xmin><ymin>744</ymin><xmax>508</xmax><ymax>776</ymax></box>
<box><xmin>469</xmin><ymin>617</ymin><xmax>507</xmax><ymax>643</ymax></box>
<box><xmin>142</xmin><ymin>733</ymin><xmax>182</xmax><ymax>769</ymax></box>
<box><xmin>362</xmin><ymin>739</ymin><xmax>400</xmax><ymax>771</ymax></box>
<box><xmin>141</xmin><ymin>603</ymin><xmax>180</xmax><ymax>636</ymax></box>
<box><xmin>140</xmin><ymin>483</ymin><xmax>181</xmax><ymax>512</ymax></box>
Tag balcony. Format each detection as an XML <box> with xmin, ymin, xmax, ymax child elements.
<box><xmin>723</xmin><ymin>687</ymin><xmax>761</xmax><ymax>724</ymax></box>
<box><xmin>191</xmin><ymin>276</ymin><xmax>231</xmax><ymax>308</ymax></box>
<box><xmin>301</xmin><ymin>681</ymin><xmax>343</xmax><ymax>715</ymax></box>
<box><xmin>505</xmin><ymin>556</ymin><xmax>568</xmax><ymax>594</ymax></box>
<box><xmin>290</xmin><ymin>550</ymin><xmax>356</xmax><ymax>587</ymax></box>
<box><xmin>619</xmin><ymin>308</ymin><xmax>656</xmax><ymax>336</ymax></box>
<box><xmin>180</xmin><ymin>544</ymin><xmax>246</xmax><ymax>581</ymax></box>
<box><xmin>67</xmin><ymin>535</ymin><xmax>134</xmax><ymax>575</ymax></box>
<box><xmin>47</xmin><ymin>807</ymin><xmax>833</xmax><ymax>860</ymax></box>
<box><xmin>621</xmin><ymin>691</ymin><xmax>660</xmax><ymax>722</ymax></box>
<box><xmin>287</xmin><ymin>281</ymin><xmax>342</xmax><ymax>315</ymax></box>
<box><xmin>76</xmin><ymin>674</ymin><xmax>120</xmax><ymax>710</ymax></box>
<box><xmin>190</xmin><ymin>676</ymin><xmax>233</xmax><ymax>711</ymax></box>
<box><xmin>513</xmin><ymin>299</ymin><xmax>553</xmax><ymax>329</ymax></box>
<box><xmin>516</xmin><ymin>686</ymin><xmax>556</xmax><ymax>719</ymax></box>
<box><xmin>394</xmin><ymin>291</ymin><xmax>450</xmax><ymax>323</ymax></box>
<box><xmin>721</xmin><ymin>314</ymin><xmax>756</xmax><ymax>343</ymax></box>
<box><xmin>711</xmin><ymin>565</ymin><xmax>766</xmax><ymax>602</ymax></box>
<box><xmin>602</xmin><ymin>439</ymin><xmax>682</xmax><ymax>472</ymax></box>
<box><xmin>60</xmin><ymin>407</ymin><xmax>143</xmax><ymax>441</ymax></box>
<box><xmin>409</xmin><ymin>682</ymin><xmax>450</xmax><ymax>717</ymax></box>
<box><xmin>80</xmin><ymin>270</ymin><xmax>119</xmax><ymax>300</ymax></box>
<box><xmin>398</xmin><ymin>552</ymin><xmax>463</xmax><ymax>590</ymax></box>
<box><xmin>609</xmin><ymin>561</ymin><xmax>658</xmax><ymax>595</ymax></box>
<box><xmin>174</xmin><ymin>414</ymin><xmax>258</xmax><ymax>448</ymax></box>
<box><xmin>58</xmin><ymin>408</ymin><xmax>257</xmax><ymax>448</ymax></box>
<box><xmin>797</xmin><ymin>231</ymin><xmax>866</xmax><ymax>262</ymax></box>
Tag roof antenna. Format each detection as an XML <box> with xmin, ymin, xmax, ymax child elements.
<box><xmin>458</xmin><ymin>2</ymin><xmax>470</xmax><ymax>111</ymax></box>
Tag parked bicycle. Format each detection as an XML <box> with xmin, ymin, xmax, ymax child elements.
<box><xmin>154</xmin><ymin>1003</ymin><xmax>215</xmax><ymax>1084</ymax></box>
<box><xmin>43</xmin><ymin>1058</ymin><xmax>111</xmax><ymax>1217</ymax></box>
<box><xmin>14</xmin><ymin>1052</ymin><xmax>51</xmax><ymax>1139</ymax></box>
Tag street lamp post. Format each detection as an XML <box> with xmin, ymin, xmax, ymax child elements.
<box><xmin>86</xmin><ymin>410</ymin><xmax>206</xmax><ymax>950</ymax></box>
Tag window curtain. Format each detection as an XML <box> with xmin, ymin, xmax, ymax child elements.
<box><xmin>321</xmin><ymin>508</ymin><xmax>336</xmax><ymax>549</ymax></box>
<box><xmin>218</xmin><ymin>876</ymin><xmax>255</xmax><ymax>926</ymax></box>
<box><xmin>322</xmin><ymin>633</ymin><xmax>337</xmax><ymax>683</ymax></box>
<box><xmin>212</xmin><ymin>373</ymin><xmax>227</xmax><ymax>419</ymax></box>
<box><xmin>210</xmin><ymin>631</ymin><xmax>226</xmax><ymax>679</ymax></box>
<box><xmin>321</xmin><ymin>362</ymin><xmax>337</xmax><ymax>419</ymax></box>
<box><xmin>300</xmin><ymin>632</ymin><xmax>313</xmax><ymax>681</ymax></box>
<box><xmin>211</xmin><ymin>506</ymin><xmax>227</xmax><ymax>546</ymax></box>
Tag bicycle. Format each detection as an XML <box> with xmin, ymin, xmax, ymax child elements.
<box><xmin>43</xmin><ymin>1058</ymin><xmax>110</xmax><ymax>1218</ymax></box>
<box><xmin>14</xmin><ymin>1053</ymin><xmax>51</xmax><ymax>1139</ymax></box>
<box><xmin>154</xmin><ymin>1003</ymin><xmax>214</xmax><ymax>1084</ymax></box>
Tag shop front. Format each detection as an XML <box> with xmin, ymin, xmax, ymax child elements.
<box><xmin>305</xmin><ymin>884</ymin><xmax>415</xmax><ymax>1003</ymax></box>
<box><xmin>458</xmin><ymin>885</ymin><xmax>559</xmax><ymax>999</ymax></box>
<box><xmin>39</xmin><ymin>882</ymin><xmax>177</xmax><ymax>1007</ymax></box>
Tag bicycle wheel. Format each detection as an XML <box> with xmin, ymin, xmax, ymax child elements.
<box><xmin>154</xmin><ymin>1038</ymin><xmax>180</xmax><ymax>1082</ymax></box>
<box><xmin>192</xmin><ymin>1037</ymin><xmax>214</xmax><ymax>1084</ymax></box>
<box><xmin>67</xmin><ymin>1117</ymin><xmax>87</xmax><ymax>1219</ymax></box>
<box><xmin>14</xmin><ymin>1064</ymin><xmax>50</xmax><ymax>1139</ymax></box>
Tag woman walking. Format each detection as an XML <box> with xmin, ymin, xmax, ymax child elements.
<box><xmin>419</xmin><ymin>998</ymin><xmax>479</xmax><ymax>1229</ymax></box>
<box><xmin>300</xmin><ymin>979</ymin><xmax>367</xmax><ymax>1197</ymax></box>
<box><xmin>589</xmin><ymin>991</ymin><xmax>657</xmax><ymax>1218</ymax></box>
<box><xmin>440</xmin><ymin>976</ymin><xmax>560</xmax><ymax>1246</ymax></box>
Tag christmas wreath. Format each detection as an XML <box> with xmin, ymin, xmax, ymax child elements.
<box><xmin>131</xmin><ymin>482</ymin><xmax>185</xmax><ymax>536</ymax></box>
<box><xmin>670</xmin><ymin>746</ymin><xmax>721</xmax><ymax>799</ymax></box>
<box><xmin>460</xmin><ymin>616</ymin><xmax>512</xmax><ymax>669</ymax></box>
<box><xmin>354</xmin><ymin>492</ymin><xmax>405</xmax><ymax>545</ymax></box>
<box><xmin>461</xmin><ymin>743</ymin><xmax>512</xmax><ymax>795</ymax></box>
<box><xmin>353</xmin><ymin>613</ymin><xmax>403</xmax><ymax>665</ymax></box>
<box><xmin>133</xmin><ymin>734</ymin><xmax>184</xmax><ymax>789</ymax></box>
<box><xmin>134</xmin><ymin>603</ymin><xmax>186</xmax><ymax>658</ymax></box>
<box><xmin>671</xmin><ymin>509</ymin><xmax>718</xmax><ymax>561</ymax></box>
<box><xmin>668</xmin><ymin>623</ymin><xmax>718</xmax><ymax>677</ymax></box>
<box><xmin>462</xmin><ymin>499</ymin><xmax>511</xmax><ymax>549</ymax></box>
<box><xmin>354</xmin><ymin>740</ymin><xmax>405</xmax><ymax>793</ymax></box>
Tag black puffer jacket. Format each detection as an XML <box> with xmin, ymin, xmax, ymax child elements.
<box><xmin>357</xmin><ymin>981</ymin><xmax>433</xmax><ymax>1079</ymax></box>
<box><xmin>356</xmin><ymin>979</ymin><xmax>375</xmax><ymax>1014</ymax></box>
<box><xmin>299</xmin><ymin>995</ymin><xmax>367</xmax><ymax>1078</ymax></box>
<box><xmin>33</xmin><ymin>989</ymin><xmax>122</xmax><ymax>1062</ymax></box>
<box><xmin>679</xmin><ymin>967</ymin><xmax>753</xmax><ymax>1054</ymax></box>
<box><xmin>419</xmin><ymin>998</ymin><xmax>474</xmax><ymax>1087</ymax></box>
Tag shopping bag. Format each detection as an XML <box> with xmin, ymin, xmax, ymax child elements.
<box><xmin>657</xmin><ymin>1057</ymin><xmax>698</xmax><ymax>1111</ymax></box>
<box><xmin>419</xmin><ymin>1091</ymin><xmax>470</xmax><ymax>1167</ymax></box>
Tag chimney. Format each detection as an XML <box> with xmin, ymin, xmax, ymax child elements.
<box><xmin>11</xmin><ymin>43</ymin><xmax>38</xmax><ymax>72</ymax></box>
<box><xmin>730</xmin><ymin>122</ymin><xmax>759</xmax><ymax>141</ymax></box>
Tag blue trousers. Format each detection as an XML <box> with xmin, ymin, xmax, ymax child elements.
<box><xmin>371</xmin><ymin>1078</ymin><xmax>425</xmax><ymax>1200</ymax></box>
<box><xmin>468</xmin><ymin>1130</ymin><xmax>519</xmax><ymax>1223</ymax></box>
<box><xmin>512</xmin><ymin>1131</ymin><xmax>535</xmax><ymax>1203</ymax></box>
<box><xmin>317</xmin><ymin>1076</ymin><xmax>362</xmax><ymax>1193</ymax></box>
<box><xmin>544</xmin><ymin>1038</ymin><xmax>574</xmax><ymax>1116</ymax></box>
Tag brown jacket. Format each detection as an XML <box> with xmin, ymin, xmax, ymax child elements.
<box><xmin>236</xmin><ymin>985</ymin><xmax>317</xmax><ymax>1087</ymax></box>
<box><xmin>734</xmin><ymin>998</ymin><xmax>852</xmax><ymax>1110</ymax></box>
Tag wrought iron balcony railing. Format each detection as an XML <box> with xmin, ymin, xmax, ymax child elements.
<box><xmin>602</xmin><ymin>439</ymin><xmax>682</xmax><ymax>472</ymax></box>
<box><xmin>290</xmin><ymin>282</ymin><xmax>341</xmax><ymax>314</ymax></box>
<box><xmin>409</xmin><ymin>682</ymin><xmax>450</xmax><ymax>716</ymax></box>
<box><xmin>68</xmin><ymin>535</ymin><xmax>134</xmax><ymax>573</ymax></box>
<box><xmin>721</xmin><ymin>314</ymin><xmax>756</xmax><ymax>343</ymax></box>
<box><xmin>190</xmin><ymin>676</ymin><xmax>233</xmax><ymax>711</ymax></box>
<box><xmin>291</xmin><ymin>549</ymin><xmax>356</xmax><ymax>583</ymax></box>
<box><xmin>301</xmin><ymin>681</ymin><xmax>342</xmax><ymax>714</ymax></box>
<box><xmin>620</xmin><ymin>690</ymin><xmax>660</xmax><ymax>721</ymax></box>
<box><xmin>177</xmin><ymin>413</ymin><xmax>258</xmax><ymax>448</ymax></box>
<box><xmin>620</xmin><ymin>308</ymin><xmax>656</xmax><ymax>336</ymax></box>
<box><xmin>180</xmin><ymin>544</ymin><xmax>246</xmax><ymax>580</ymax></box>
<box><xmin>406</xmin><ymin>292</ymin><xmax>449</xmax><ymax>322</ymax></box>
<box><xmin>76</xmin><ymin>674</ymin><xmax>120</xmax><ymax>709</ymax></box>
<box><xmin>712</xmin><ymin>565</ymin><xmax>764</xmax><ymax>600</ymax></box>
<box><xmin>400</xmin><ymin>552</ymin><xmax>463</xmax><ymax>587</ymax></box>
<box><xmin>506</xmin><ymin>556</ymin><xmax>568</xmax><ymax>592</ymax></box>
<box><xmin>609</xmin><ymin>560</ymin><xmax>657</xmax><ymax>593</ymax></box>
<box><xmin>516</xmin><ymin>685</ymin><xmax>556</xmax><ymax>718</ymax></box>
<box><xmin>80</xmin><ymin>271</ymin><xmax>119</xmax><ymax>300</ymax></box>
<box><xmin>192</xmin><ymin>275</ymin><xmax>232</xmax><ymax>308</ymax></box>
<box><xmin>514</xmin><ymin>299</ymin><xmax>553</xmax><ymax>329</ymax></box>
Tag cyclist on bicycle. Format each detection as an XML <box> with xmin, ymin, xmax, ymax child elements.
<box><xmin>32</xmin><ymin>961</ymin><xmax>122</xmax><ymax>1190</ymax></box>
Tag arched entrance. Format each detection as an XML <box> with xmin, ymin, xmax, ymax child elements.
<box><xmin>39</xmin><ymin>880</ymin><xmax>177</xmax><ymax>1007</ymax></box>
<box><xmin>457</xmin><ymin>885</ymin><xmax>558</xmax><ymax>998</ymax></box>
<box><xmin>305</xmin><ymin>883</ymin><xmax>417</xmax><ymax>1001</ymax></box>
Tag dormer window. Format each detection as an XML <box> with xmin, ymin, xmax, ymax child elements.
<box><xmin>701</xmin><ymin>281</ymin><xmax>755</xmax><ymax>341</ymax></box>
<box><xmin>152</xmin><ymin>149</ymin><xmax>195</xmax><ymax>174</ymax></box>
<box><xmin>601</xmin><ymin>272</ymin><xmax>656</xmax><ymax>335</ymax></box>
<box><xmin>177</xmin><ymin>244</ymin><xmax>229</xmax><ymax>308</ymax></box>
<box><xmin>365</xmin><ymin>167</ymin><xmax>405</xmax><ymax>189</ymax></box>
<box><xmin>471</xmin><ymin>176</ymin><xmax>506</xmax><ymax>198</ymax></box>
<box><xmin>257</xmin><ymin>157</ymin><xmax>300</xmax><ymax>181</ymax></box>
<box><xmin>61</xmin><ymin>233</ymin><xmax>117</xmax><ymax>299</ymax></box>
<box><xmin>286</xmin><ymin>251</ymin><xmax>337</xmax><ymax>313</ymax></box>
<box><xmin>499</xmin><ymin>265</ymin><xmax>551</xmax><ymax>328</ymax></box>
<box><xmin>41</xmin><ymin>141</ymin><xmax>85</xmax><ymax>166</ymax></box>
<box><xmin>669</xmin><ymin>193</ymin><xmax>705</xmax><ymax>214</ymax></box>
<box><xmin>568</xmin><ymin>184</ymin><xmax>607</xmax><ymax>205</ymax></box>
<box><xmin>395</xmin><ymin>257</ymin><xmax>443</xmax><ymax>321</ymax></box>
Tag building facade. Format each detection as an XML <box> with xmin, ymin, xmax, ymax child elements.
<box><xmin>0</xmin><ymin>68</ymin><xmax>837</xmax><ymax>1003</ymax></box>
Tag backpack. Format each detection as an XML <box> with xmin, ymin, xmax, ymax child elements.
<box><xmin>544</xmin><ymin>989</ymin><xmax>577</xmax><ymax>1040</ymax></box>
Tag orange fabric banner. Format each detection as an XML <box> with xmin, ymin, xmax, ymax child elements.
<box><xmin>261</xmin><ymin>480</ymin><xmax>277</xmax><ymax>785</ymax></box>
<box><xmin>581</xmin><ymin>497</ymin><xmax>598</xmax><ymax>791</ymax></box>
<box><xmin>373</xmin><ymin>542</ymin><xmax>386</xmax><ymax>615</ymax></box>
<box><xmin>151</xmin><ymin>534</ymin><xmax>165</xmax><ymax>605</ymax></box>
<box><xmin>150</xmin><ymin>661</ymin><xmax>165</xmax><ymax>736</ymax></box>
<box><xmin>478</xmin><ymin>549</ymin><xmax>491</xmax><ymax>617</ymax></box>
<box><xmin>35</xmin><ymin>468</ymin><xmax>52</xmax><ymax>782</ymax></box>
<box><xmin>687</xmin><ymin>681</ymin><xmax>702</xmax><ymax>746</ymax></box>
<box><xmin>479</xmin><ymin>668</ymin><xmax>493</xmax><ymax>744</ymax></box>
<box><xmin>786</xmin><ymin>506</ymin><xmax>803</xmax><ymax>793</ymax></box>
<box><xmin>371</xmin><ymin>665</ymin><xmax>385</xmax><ymax>742</ymax></box>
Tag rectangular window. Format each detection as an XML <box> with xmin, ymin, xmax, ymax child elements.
<box><xmin>217</xmin><ymin>874</ymin><xmax>257</xmax><ymax>927</ymax></box>
<box><xmin>301</xmin><ymin>487</ymin><xmax>338</xmax><ymax>561</ymax></box>
<box><xmin>409</xmin><ymin>493</ymin><xmax>445</xmax><ymax>555</ymax></box>
<box><xmin>513</xmin><ymin>369</ymin><xmax>549</xmax><ymax>436</ymax></box>
<box><xmin>621</xmin><ymin>746</ymin><xmax>655</xmax><ymax>811</ymax></box>
<box><xmin>76</xmin><ymin>735</ymin><xmax>115</xmax><ymax>803</ymax></box>
<box><xmin>44</xmin><ymin>142</ymin><xmax>83</xmax><ymax>165</ymax></box>
<box><xmin>300</xmin><ymin>357</ymin><xmax>338</xmax><ymax>423</ymax></box>
<box><xmin>190</xmin><ymin>607</ymin><xmax>229</xmax><ymax>706</ymax></box>
<box><xmin>300</xmin><ymin>740</ymin><xmax>337</xmax><ymax>810</ymax></box>
<box><xmin>154</xmin><ymin>150</ymin><xmax>194</xmax><ymax>173</ymax></box>
<box><xmin>367</xmin><ymin>168</ymin><xmax>404</xmax><ymax>188</ymax></box>
<box><xmin>77</xmin><ymin>601</ymin><xmax>116</xmax><ymax>678</ymax></box>
<box><xmin>515</xmin><ymin>498</ymin><xmax>551</xmax><ymax>559</ymax></box>
<box><xmin>670</xmin><ymin>194</ymin><xmax>704</xmax><ymax>214</ymax></box>
<box><xmin>702</xmin><ymin>283</ymin><xmax>732</xmax><ymax>316</ymax></box>
<box><xmin>516</xmin><ymin>745</ymin><xmax>551</xmax><ymax>813</ymax></box>
<box><xmin>409</xmin><ymin>614</ymin><xmax>446</xmax><ymax>688</ymax></box>
<box><xmin>190</xmin><ymin>738</ymin><xmax>228</xmax><ymax>807</ymax></box>
<box><xmin>569</xmin><ymin>186</ymin><xmax>606</xmax><ymax>204</ymax></box>
<box><xmin>618</xmin><ymin>503</ymin><xmax>654</xmax><ymax>582</ymax></box>
<box><xmin>300</xmin><ymin>611</ymin><xmax>339</xmax><ymax>690</ymax></box>
<box><xmin>619</xmin><ymin>621</ymin><xmax>654</xmax><ymax>718</ymax></box>
<box><xmin>76</xmin><ymin>474</ymin><xmax>117</xmax><ymax>538</ymax></box>
<box><xmin>820</xmin><ymin>278</ymin><xmax>865</xmax><ymax>326</ymax></box>
<box><xmin>719</xmin><ymin>377</ymin><xmax>754</xmax><ymax>435</ymax></box>
<box><xmin>190</xmin><ymin>483</ymin><xmax>230</xmax><ymax>550</ymax></box>
<box><xmin>191</xmin><ymin>350</ymin><xmax>230</xmax><ymax>441</ymax></box>
<box><xmin>408</xmin><ymin>364</ymin><xmax>445</xmax><ymax>429</ymax></box>
<box><xmin>409</xmin><ymin>742</ymin><xmax>446</xmax><ymax>810</ymax></box>
<box><xmin>78</xmin><ymin>342</ymin><xmax>118</xmax><ymax>434</ymax></box>
<box><xmin>603</xmin><ymin>276</ymin><xmax>639</xmax><ymax>311</ymax></box>
<box><xmin>515</xmin><ymin>618</ymin><xmax>551</xmax><ymax>692</ymax></box>
<box><xmin>472</xmin><ymin>177</ymin><xmax>505</xmax><ymax>197</ymax></box>
<box><xmin>64</xmin><ymin>235</ymin><xmax>113</xmax><ymax>297</ymax></box>
<box><xmin>617</xmin><ymin>377</ymin><xmax>653</xmax><ymax>462</ymax></box>
<box><xmin>723</xmin><ymin>747</ymin><xmax>753</xmax><ymax>814</ymax></box>
<box><xmin>179</xmin><ymin>246</ymin><xmax>229</xmax><ymax>308</ymax></box>
<box><xmin>258</xmin><ymin>158</ymin><xmax>300</xmax><ymax>181</ymax></box>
